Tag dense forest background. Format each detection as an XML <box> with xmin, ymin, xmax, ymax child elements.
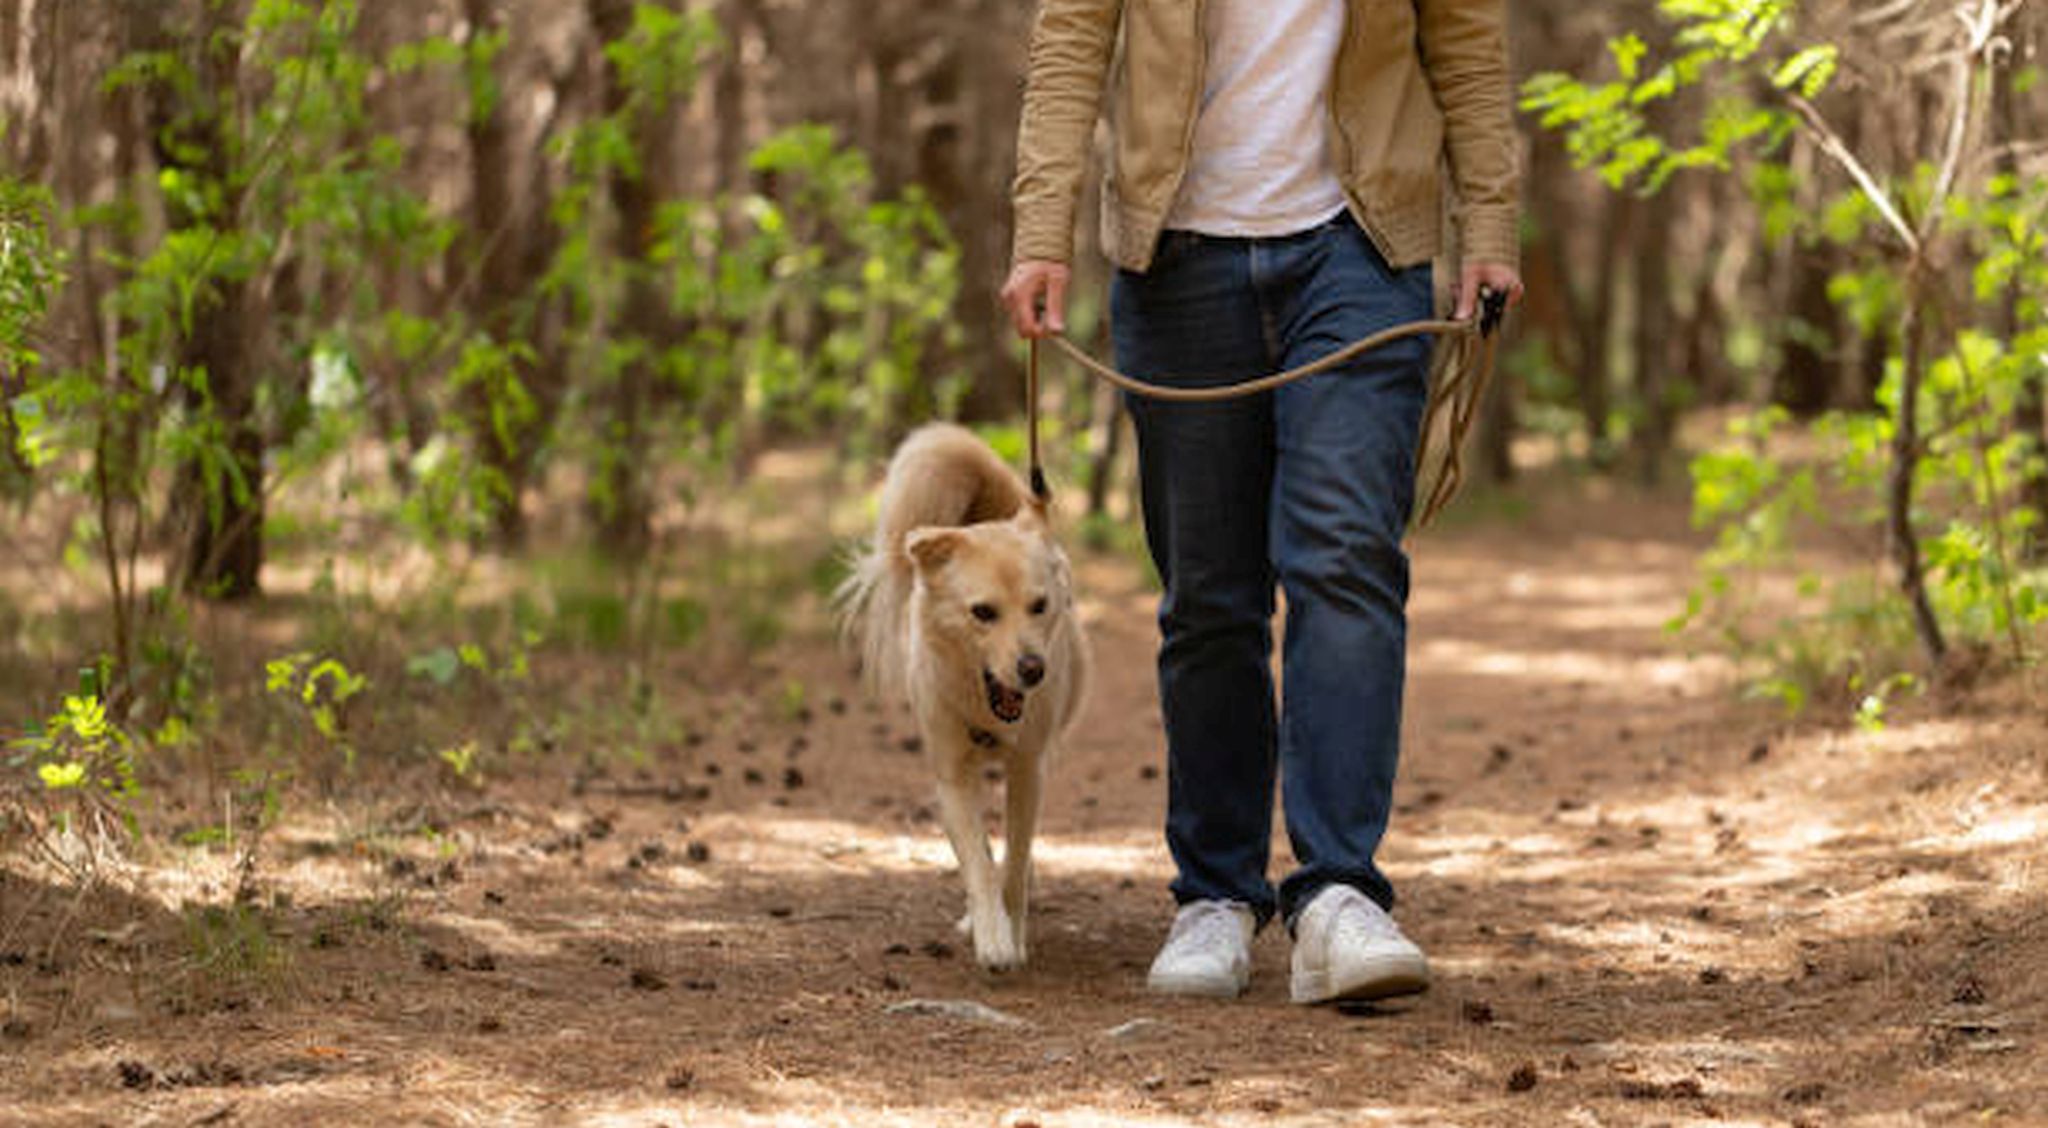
<box><xmin>0</xmin><ymin>1</ymin><xmax>2040</xmax><ymax>610</ymax></box>
<box><xmin>1</xmin><ymin>0</ymin><xmax>2045</xmax><ymax>853</ymax></box>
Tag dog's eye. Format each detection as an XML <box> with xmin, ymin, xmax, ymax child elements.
<box><xmin>1029</xmin><ymin>597</ymin><xmax>1049</xmax><ymax>616</ymax></box>
<box><xmin>970</xmin><ymin>603</ymin><xmax>999</xmax><ymax>623</ymax></box>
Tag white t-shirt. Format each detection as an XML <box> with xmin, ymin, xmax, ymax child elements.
<box><xmin>1164</xmin><ymin>0</ymin><xmax>1349</xmax><ymax>237</ymax></box>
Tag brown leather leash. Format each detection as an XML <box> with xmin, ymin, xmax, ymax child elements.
<box><xmin>1025</xmin><ymin>287</ymin><xmax>1508</xmax><ymax>527</ymax></box>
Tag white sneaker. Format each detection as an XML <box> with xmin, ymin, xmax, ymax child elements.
<box><xmin>1289</xmin><ymin>884</ymin><xmax>1428</xmax><ymax>1004</ymax></box>
<box><xmin>1146</xmin><ymin>900</ymin><xmax>1255</xmax><ymax>998</ymax></box>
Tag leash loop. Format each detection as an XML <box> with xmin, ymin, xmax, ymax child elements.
<box><xmin>1024</xmin><ymin>288</ymin><xmax>1508</xmax><ymax>528</ymax></box>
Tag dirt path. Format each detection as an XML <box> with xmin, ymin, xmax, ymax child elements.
<box><xmin>5</xmin><ymin>494</ymin><xmax>2047</xmax><ymax>1126</ymax></box>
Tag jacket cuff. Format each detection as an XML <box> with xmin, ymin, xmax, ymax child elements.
<box><xmin>1011</xmin><ymin>208</ymin><xmax>1076</xmax><ymax>267</ymax></box>
<box><xmin>1459</xmin><ymin>204</ymin><xmax>1521</xmax><ymax>270</ymax></box>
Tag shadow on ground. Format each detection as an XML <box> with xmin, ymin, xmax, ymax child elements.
<box><xmin>4</xmin><ymin>491</ymin><xmax>2046</xmax><ymax>1126</ymax></box>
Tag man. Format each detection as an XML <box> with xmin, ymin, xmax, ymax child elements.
<box><xmin>1001</xmin><ymin>0</ymin><xmax>1523</xmax><ymax>1002</ymax></box>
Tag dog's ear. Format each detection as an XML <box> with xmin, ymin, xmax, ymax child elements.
<box><xmin>904</xmin><ymin>527</ymin><xmax>962</xmax><ymax>572</ymax></box>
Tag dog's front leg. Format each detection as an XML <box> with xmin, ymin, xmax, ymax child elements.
<box><xmin>1001</xmin><ymin>746</ymin><xmax>1045</xmax><ymax>963</ymax></box>
<box><xmin>932</xmin><ymin>741</ymin><xmax>1020</xmax><ymax>971</ymax></box>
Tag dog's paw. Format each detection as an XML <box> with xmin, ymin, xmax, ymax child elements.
<box><xmin>975</xmin><ymin>937</ymin><xmax>1025</xmax><ymax>974</ymax></box>
<box><xmin>972</xmin><ymin>917</ymin><xmax>1025</xmax><ymax>973</ymax></box>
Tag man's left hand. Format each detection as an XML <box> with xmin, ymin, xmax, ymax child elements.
<box><xmin>1455</xmin><ymin>261</ymin><xmax>1524</xmax><ymax>322</ymax></box>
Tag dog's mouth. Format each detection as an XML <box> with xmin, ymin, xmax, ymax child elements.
<box><xmin>983</xmin><ymin>669</ymin><xmax>1027</xmax><ymax>724</ymax></box>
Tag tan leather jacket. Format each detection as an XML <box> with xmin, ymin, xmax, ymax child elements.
<box><xmin>1012</xmin><ymin>0</ymin><xmax>1521</xmax><ymax>274</ymax></box>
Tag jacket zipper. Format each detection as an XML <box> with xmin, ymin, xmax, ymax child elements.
<box><xmin>1159</xmin><ymin>0</ymin><xmax>1207</xmax><ymax>229</ymax></box>
<box><xmin>1326</xmin><ymin>1</ymin><xmax>1401</xmax><ymax>263</ymax></box>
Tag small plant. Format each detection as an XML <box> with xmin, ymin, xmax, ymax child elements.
<box><xmin>436</xmin><ymin>741</ymin><xmax>481</xmax><ymax>785</ymax></box>
<box><xmin>408</xmin><ymin>635</ymin><xmax>536</xmax><ymax>689</ymax></box>
<box><xmin>1852</xmin><ymin>672</ymin><xmax>1921</xmax><ymax>733</ymax></box>
<box><xmin>406</xmin><ymin>646</ymin><xmax>466</xmax><ymax>688</ymax></box>
<box><xmin>4</xmin><ymin>668</ymin><xmax>139</xmax><ymax>888</ymax></box>
<box><xmin>177</xmin><ymin>901</ymin><xmax>292</xmax><ymax>1003</ymax></box>
<box><xmin>777</xmin><ymin>679</ymin><xmax>809</xmax><ymax>723</ymax></box>
<box><xmin>348</xmin><ymin>889</ymin><xmax>410</xmax><ymax>936</ymax></box>
<box><xmin>265</xmin><ymin>651</ymin><xmax>369</xmax><ymax>770</ymax></box>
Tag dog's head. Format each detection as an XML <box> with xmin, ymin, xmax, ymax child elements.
<box><xmin>904</xmin><ymin>507</ymin><xmax>1072</xmax><ymax>725</ymax></box>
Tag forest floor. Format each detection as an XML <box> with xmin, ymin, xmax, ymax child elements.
<box><xmin>4</xmin><ymin>469</ymin><xmax>2048</xmax><ymax>1127</ymax></box>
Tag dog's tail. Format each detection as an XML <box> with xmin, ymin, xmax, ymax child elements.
<box><xmin>835</xmin><ymin>423</ymin><xmax>1032</xmax><ymax>703</ymax></box>
<box><xmin>834</xmin><ymin>537</ymin><xmax>909</xmax><ymax>705</ymax></box>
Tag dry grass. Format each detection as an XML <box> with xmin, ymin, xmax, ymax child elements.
<box><xmin>2</xmin><ymin>462</ymin><xmax>2045</xmax><ymax>1126</ymax></box>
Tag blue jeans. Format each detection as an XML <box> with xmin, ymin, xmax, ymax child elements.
<box><xmin>1112</xmin><ymin>212</ymin><xmax>1433</xmax><ymax>929</ymax></box>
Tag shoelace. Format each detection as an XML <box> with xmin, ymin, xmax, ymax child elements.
<box><xmin>1168</xmin><ymin>903</ymin><xmax>1246</xmax><ymax>953</ymax></box>
<box><xmin>1329</xmin><ymin>900</ymin><xmax>1403</xmax><ymax>947</ymax></box>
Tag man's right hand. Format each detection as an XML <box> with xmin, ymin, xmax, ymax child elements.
<box><xmin>1000</xmin><ymin>260</ymin><xmax>1070</xmax><ymax>340</ymax></box>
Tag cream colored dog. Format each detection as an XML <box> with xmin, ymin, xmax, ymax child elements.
<box><xmin>839</xmin><ymin>423</ymin><xmax>1088</xmax><ymax>971</ymax></box>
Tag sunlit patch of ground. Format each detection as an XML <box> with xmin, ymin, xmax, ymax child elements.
<box><xmin>4</xmin><ymin>475</ymin><xmax>2046</xmax><ymax>1126</ymax></box>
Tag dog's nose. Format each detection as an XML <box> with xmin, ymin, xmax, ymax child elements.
<box><xmin>1016</xmin><ymin>653</ymin><xmax>1046</xmax><ymax>688</ymax></box>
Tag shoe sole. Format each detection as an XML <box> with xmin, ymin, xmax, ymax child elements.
<box><xmin>1147</xmin><ymin>969</ymin><xmax>1250</xmax><ymax>999</ymax></box>
<box><xmin>1290</xmin><ymin>955</ymin><xmax>1429</xmax><ymax>1005</ymax></box>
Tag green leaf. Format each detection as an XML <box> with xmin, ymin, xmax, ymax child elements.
<box><xmin>438</xmin><ymin>741</ymin><xmax>478</xmax><ymax>779</ymax></box>
<box><xmin>407</xmin><ymin>647</ymin><xmax>462</xmax><ymax>686</ymax></box>
<box><xmin>1771</xmin><ymin>44</ymin><xmax>1839</xmax><ymax>98</ymax></box>
<box><xmin>1611</xmin><ymin>34</ymin><xmax>1648</xmax><ymax>81</ymax></box>
<box><xmin>265</xmin><ymin>654</ymin><xmax>305</xmax><ymax>694</ymax></box>
<box><xmin>62</xmin><ymin>694</ymin><xmax>109</xmax><ymax>742</ymax></box>
<box><xmin>39</xmin><ymin>761</ymin><xmax>87</xmax><ymax>789</ymax></box>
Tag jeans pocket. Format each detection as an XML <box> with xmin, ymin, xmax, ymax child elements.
<box><xmin>1146</xmin><ymin>228</ymin><xmax>1205</xmax><ymax>274</ymax></box>
<box><xmin>1333</xmin><ymin>217</ymin><xmax>1432</xmax><ymax>313</ymax></box>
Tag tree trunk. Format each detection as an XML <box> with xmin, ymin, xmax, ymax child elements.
<box><xmin>1680</xmin><ymin>174</ymin><xmax>1737</xmax><ymax>406</ymax></box>
<box><xmin>1580</xmin><ymin>192</ymin><xmax>1623</xmax><ymax>468</ymax></box>
<box><xmin>1772</xmin><ymin>136</ymin><xmax>1838</xmax><ymax>418</ymax></box>
<box><xmin>711</xmin><ymin>0</ymin><xmax>754</xmax><ymax>204</ymax></box>
<box><xmin>586</xmin><ymin>0</ymin><xmax>674</xmax><ymax>560</ymax></box>
<box><xmin>154</xmin><ymin>0</ymin><xmax>263</xmax><ymax>600</ymax></box>
<box><xmin>1630</xmin><ymin>187</ymin><xmax>1675</xmax><ymax>485</ymax></box>
<box><xmin>1773</xmin><ymin>241</ymin><xmax>1841</xmax><ymax>417</ymax></box>
<box><xmin>1684</xmin><ymin>260</ymin><xmax>1728</xmax><ymax>406</ymax></box>
<box><xmin>73</xmin><ymin>0</ymin><xmax>154</xmax><ymax>682</ymax></box>
<box><xmin>1082</xmin><ymin>315</ymin><xmax>1122</xmax><ymax>517</ymax></box>
<box><xmin>914</xmin><ymin>0</ymin><xmax>1023</xmax><ymax>425</ymax></box>
<box><xmin>1478</xmin><ymin>342</ymin><xmax>1518</xmax><ymax>485</ymax></box>
<box><xmin>1891</xmin><ymin>272</ymin><xmax>1947</xmax><ymax>669</ymax></box>
<box><xmin>0</xmin><ymin>1</ymin><xmax>20</xmax><ymax>82</ymax></box>
<box><xmin>1518</xmin><ymin>129</ymin><xmax>1603</xmax><ymax>468</ymax></box>
<box><xmin>451</xmin><ymin>0</ymin><xmax>556</xmax><ymax>548</ymax></box>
